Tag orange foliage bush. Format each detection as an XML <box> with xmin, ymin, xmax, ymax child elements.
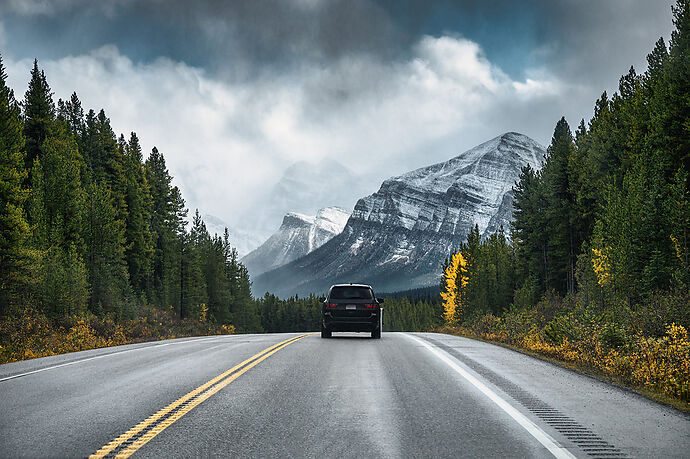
<box><xmin>442</xmin><ymin>307</ymin><xmax>690</xmax><ymax>405</ymax></box>
<box><xmin>0</xmin><ymin>306</ymin><xmax>235</xmax><ymax>364</ymax></box>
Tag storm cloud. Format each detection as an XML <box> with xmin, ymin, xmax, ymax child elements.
<box><xmin>0</xmin><ymin>0</ymin><xmax>676</xmax><ymax>245</ymax></box>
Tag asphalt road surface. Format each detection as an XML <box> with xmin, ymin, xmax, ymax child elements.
<box><xmin>0</xmin><ymin>332</ymin><xmax>688</xmax><ymax>458</ymax></box>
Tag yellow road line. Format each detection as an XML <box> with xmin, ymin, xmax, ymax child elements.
<box><xmin>90</xmin><ymin>334</ymin><xmax>313</xmax><ymax>459</ymax></box>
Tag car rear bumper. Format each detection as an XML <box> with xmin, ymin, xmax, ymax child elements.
<box><xmin>323</xmin><ymin>311</ymin><xmax>380</xmax><ymax>332</ymax></box>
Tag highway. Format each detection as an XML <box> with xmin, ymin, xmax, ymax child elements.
<box><xmin>0</xmin><ymin>332</ymin><xmax>687</xmax><ymax>458</ymax></box>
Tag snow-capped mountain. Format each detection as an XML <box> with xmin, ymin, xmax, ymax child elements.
<box><xmin>242</xmin><ymin>207</ymin><xmax>350</xmax><ymax>277</ymax></box>
<box><xmin>252</xmin><ymin>132</ymin><xmax>544</xmax><ymax>297</ymax></box>
<box><xmin>242</xmin><ymin>158</ymin><xmax>376</xmax><ymax>244</ymax></box>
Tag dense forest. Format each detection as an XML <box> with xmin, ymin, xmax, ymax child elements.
<box><xmin>0</xmin><ymin>54</ymin><xmax>269</xmax><ymax>360</ymax></box>
<box><xmin>442</xmin><ymin>0</ymin><xmax>689</xmax><ymax>324</ymax></box>
<box><xmin>0</xmin><ymin>50</ymin><xmax>437</xmax><ymax>359</ymax></box>
<box><xmin>440</xmin><ymin>0</ymin><xmax>689</xmax><ymax>405</ymax></box>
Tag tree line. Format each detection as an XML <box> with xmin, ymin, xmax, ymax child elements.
<box><xmin>0</xmin><ymin>56</ymin><xmax>262</xmax><ymax>332</ymax></box>
<box><xmin>3</xmin><ymin>1</ymin><xmax>688</xmax><ymax>342</ymax></box>
<box><xmin>0</xmin><ymin>50</ymin><xmax>438</xmax><ymax>339</ymax></box>
<box><xmin>441</xmin><ymin>0</ymin><xmax>690</xmax><ymax>330</ymax></box>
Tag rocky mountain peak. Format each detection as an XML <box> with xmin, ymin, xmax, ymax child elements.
<box><xmin>281</xmin><ymin>212</ymin><xmax>315</xmax><ymax>229</ymax></box>
<box><xmin>253</xmin><ymin>132</ymin><xmax>546</xmax><ymax>297</ymax></box>
<box><xmin>242</xmin><ymin>207</ymin><xmax>350</xmax><ymax>277</ymax></box>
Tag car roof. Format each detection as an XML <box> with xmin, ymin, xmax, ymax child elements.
<box><xmin>330</xmin><ymin>283</ymin><xmax>372</xmax><ymax>289</ymax></box>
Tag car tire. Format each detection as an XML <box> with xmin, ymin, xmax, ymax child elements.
<box><xmin>372</xmin><ymin>329</ymin><xmax>381</xmax><ymax>339</ymax></box>
<box><xmin>321</xmin><ymin>324</ymin><xmax>331</xmax><ymax>338</ymax></box>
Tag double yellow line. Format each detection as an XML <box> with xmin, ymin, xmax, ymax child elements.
<box><xmin>91</xmin><ymin>333</ymin><xmax>313</xmax><ymax>458</ymax></box>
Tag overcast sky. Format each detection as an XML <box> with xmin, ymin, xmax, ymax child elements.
<box><xmin>0</xmin><ymin>0</ymin><xmax>676</xmax><ymax>236</ymax></box>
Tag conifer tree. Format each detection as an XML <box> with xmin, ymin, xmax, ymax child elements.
<box><xmin>542</xmin><ymin>117</ymin><xmax>578</xmax><ymax>294</ymax></box>
<box><xmin>461</xmin><ymin>224</ymin><xmax>481</xmax><ymax>311</ymax></box>
<box><xmin>667</xmin><ymin>0</ymin><xmax>690</xmax><ymax>179</ymax></box>
<box><xmin>123</xmin><ymin>132</ymin><xmax>153</xmax><ymax>295</ymax></box>
<box><xmin>511</xmin><ymin>164</ymin><xmax>548</xmax><ymax>296</ymax></box>
<box><xmin>39</xmin><ymin>243</ymin><xmax>88</xmax><ymax>317</ymax></box>
<box><xmin>27</xmin><ymin>158</ymin><xmax>47</xmax><ymax>249</ymax></box>
<box><xmin>23</xmin><ymin>59</ymin><xmax>54</xmax><ymax>175</ymax></box>
<box><xmin>180</xmin><ymin>225</ymin><xmax>206</xmax><ymax>320</ymax></box>
<box><xmin>0</xmin><ymin>54</ymin><xmax>30</xmax><ymax>312</ymax></box>
<box><xmin>94</xmin><ymin>110</ymin><xmax>127</xmax><ymax>220</ymax></box>
<box><xmin>85</xmin><ymin>181</ymin><xmax>130</xmax><ymax>316</ymax></box>
<box><xmin>64</xmin><ymin>92</ymin><xmax>85</xmax><ymax>140</ymax></box>
<box><xmin>40</xmin><ymin>123</ymin><xmax>85</xmax><ymax>252</ymax></box>
<box><xmin>145</xmin><ymin>147</ymin><xmax>175</xmax><ymax>305</ymax></box>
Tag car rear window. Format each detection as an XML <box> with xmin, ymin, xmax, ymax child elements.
<box><xmin>329</xmin><ymin>286</ymin><xmax>373</xmax><ymax>300</ymax></box>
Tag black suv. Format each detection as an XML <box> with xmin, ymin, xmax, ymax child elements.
<box><xmin>321</xmin><ymin>284</ymin><xmax>383</xmax><ymax>339</ymax></box>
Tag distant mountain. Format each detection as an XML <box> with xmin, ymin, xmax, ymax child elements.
<box><xmin>199</xmin><ymin>213</ymin><xmax>264</xmax><ymax>257</ymax></box>
<box><xmin>252</xmin><ymin>132</ymin><xmax>545</xmax><ymax>297</ymax></box>
<box><xmin>242</xmin><ymin>207</ymin><xmax>350</xmax><ymax>277</ymax></box>
<box><xmin>243</xmin><ymin>158</ymin><xmax>376</xmax><ymax>242</ymax></box>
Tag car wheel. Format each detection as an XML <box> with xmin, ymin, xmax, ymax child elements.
<box><xmin>321</xmin><ymin>324</ymin><xmax>331</xmax><ymax>338</ymax></box>
<box><xmin>372</xmin><ymin>329</ymin><xmax>381</xmax><ymax>339</ymax></box>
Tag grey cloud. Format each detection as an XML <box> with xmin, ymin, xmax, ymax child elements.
<box><xmin>0</xmin><ymin>0</ymin><xmax>679</xmax><ymax>243</ymax></box>
<box><xmin>533</xmin><ymin>0</ymin><xmax>674</xmax><ymax>91</ymax></box>
<box><xmin>1</xmin><ymin>0</ymin><xmax>410</xmax><ymax>83</ymax></box>
<box><xmin>2</xmin><ymin>0</ymin><xmax>675</xmax><ymax>90</ymax></box>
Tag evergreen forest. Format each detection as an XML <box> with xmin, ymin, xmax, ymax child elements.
<box><xmin>0</xmin><ymin>56</ymin><xmax>266</xmax><ymax>360</ymax></box>
<box><xmin>439</xmin><ymin>1</ymin><xmax>690</xmax><ymax>405</ymax></box>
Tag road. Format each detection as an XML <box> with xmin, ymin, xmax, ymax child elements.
<box><xmin>0</xmin><ymin>332</ymin><xmax>687</xmax><ymax>458</ymax></box>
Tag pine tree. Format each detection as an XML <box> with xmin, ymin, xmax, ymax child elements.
<box><xmin>39</xmin><ymin>243</ymin><xmax>88</xmax><ymax>317</ymax></box>
<box><xmin>0</xmin><ymin>54</ymin><xmax>31</xmax><ymax>313</ymax></box>
<box><xmin>542</xmin><ymin>117</ymin><xmax>578</xmax><ymax>294</ymax></box>
<box><xmin>666</xmin><ymin>0</ymin><xmax>690</xmax><ymax>180</ymax></box>
<box><xmin>145</xmin><ymin>147</ymin><xmax>174</xmax><ymax>305</ymax></box>
<box><xmin>40</xmin><ymin>123</ymin><xmax>85</xmax><ymax>252</ymax></box>
<box><xmin>668</xmin><ymin>168</ymin><xmax>690</xmax><ymax>289</ymax></box>
<box><xmin>231</xmin><ymin>261</ymin><xmax>261</xmax><ymax>332</ymax></box>
<box><xmin>23</xmin><ymin>59</ymin><xmax>54</xmax><ymax>175</ymax></box>
<box><xmin>64</xmin><ymin>92</ymin><xmax>85</xmax><ymax>140</ymax></box>
<box><xmin>84</xmin><ymin>181</ymin><xmax>131</xmax><ymax>317</ymax></box>
<box><xmin>180</xmin><ymin>229</ymin><xmax>206</xmax><ymax>320</ymax></box>
<box><xmin>123</xmin><ymin>132</ymin><xmax>153</xmax><ymax>295</ymax></box>
<box><xmin>511</xmin><ymin>164</ymin><xmax>548</xmax><ymax>295</ymax></box>
<box><xmin>461</xmin><ymin>224</ymin><xmax>481</xmax><ymax>312</ymax></box>
<box><xmin>27</xmin><ymin>158</ymin><xmax>47</xmax><ymax>249</ymax></box>
<box><xmin>94</xmin><ymin>110</ymin><xmax>127</xmax><ymax>220</ymax></box>
<box><xmin>81</xmin><ymin>109</ymin><xmax>98</xmax><ymax>180</ymax></box>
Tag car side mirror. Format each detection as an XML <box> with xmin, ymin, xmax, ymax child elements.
<box><xmin>377</xmin><ymin>297</ymin><xmax>384</xmax><ymax>304</ymax></box>
<box><xmin>318</xmin><ymin>297</ymin><xmax>326</xmax><ymax>303</ymax></box>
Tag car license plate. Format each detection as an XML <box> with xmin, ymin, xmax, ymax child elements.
<box><xmin>346</xmin><ymin>304</ymin><xmax>356</xmax><ymax>310</ymax></box>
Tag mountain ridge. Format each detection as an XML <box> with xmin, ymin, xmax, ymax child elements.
<box><xmin>252</xmin><ymin>132</ymin><xmax>545</xmax><ymax>297</ymax></box>
<box><xmin>242</xmin><ymin>206</ymin><xmax>349</xmax><ymax>277</ymax></box>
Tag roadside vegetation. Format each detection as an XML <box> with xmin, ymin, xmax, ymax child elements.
<box><xmin>0</xmin><ymin>305</ymin><xmax>234</xmax><ymax>363</ymax></box>
<box><xmin>439</xmin><ymin>1</ymin><xmax>690</xmax><ymax>409</ymax></box>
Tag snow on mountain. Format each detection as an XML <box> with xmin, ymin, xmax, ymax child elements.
<box><xmin>242</xmin><ymin>207</ymin><xmax>350</xmax><ymax>277</ymax></box>
<box><xmin>252</xmin><ymin>132</ymin><xmax>545</xmax><ymax>297</ymax></box>
<box><xmin>242</xmin><ymin>158</ymin><xmax>376</xmax><ymax>242</ymax></box>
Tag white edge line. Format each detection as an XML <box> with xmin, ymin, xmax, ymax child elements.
<box><xmin>404</xmin><ymin>333</ymin><xmax>577</xmax><ymax>459</ymax></box>
<box><xmin>0</xmin><ymin>335</ymin><xmax>227</xmax><ymax>383</ymax></box>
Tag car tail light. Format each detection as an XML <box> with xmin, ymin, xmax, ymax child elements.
<box><xmin>325</xmin><ymin>304</ymin><xmax>337</xmax><ymax>308</ymax></box>
<box><xmin>364</xmin><ymin>304</ymin><xmax>377</xmax><ymax>308</ymax></box>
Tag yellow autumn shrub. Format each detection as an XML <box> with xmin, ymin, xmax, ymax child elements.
<box><xmin>451</xmin><ymin>309</ymin><xmax>690</xmax><ymax>404</ymax></box>
<box><xmin>441</xmin><ymin>251</ymin><xmax>468</xmax><ymax>325</ymax></box>
<box><xmin>0</xmin><ymin>305</ymin><xmax>236</xmax><ymax>364</ymax></box>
